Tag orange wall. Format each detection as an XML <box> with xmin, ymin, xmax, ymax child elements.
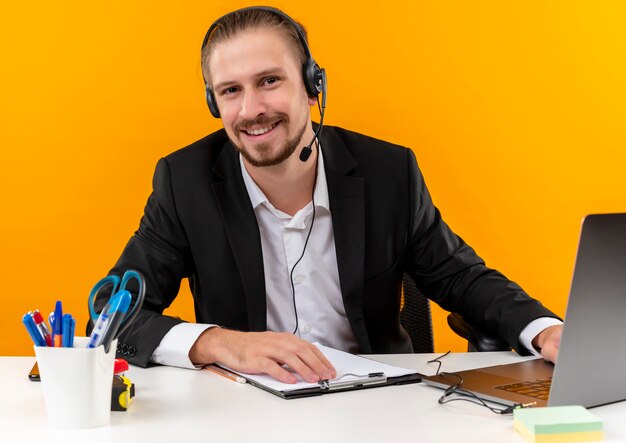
<box><xmin>2</xmin><ymin>1</ymin><xmax>626</xmax><ymax>356</ymax></box>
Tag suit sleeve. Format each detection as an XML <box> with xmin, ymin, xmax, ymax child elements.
<box><xmin>402</xmin><ymin>149</ymin><xmax>560</xmax><ymax>354</ymax></box>
<box><xmin>91</xmin><ymin>158</ymin><xmax>192</xmax><ymax>367</ymax></box>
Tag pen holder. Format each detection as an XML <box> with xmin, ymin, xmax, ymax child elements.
<box><xmin>34</xmin><ymin>337</ymin><xmax>117</xmax><ymax>429</ymax></box>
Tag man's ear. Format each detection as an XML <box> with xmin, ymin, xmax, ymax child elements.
<box><xmin>308</xmin><ymin>95</ymin><xmax>318</xmax><ymax>107</ymax></box>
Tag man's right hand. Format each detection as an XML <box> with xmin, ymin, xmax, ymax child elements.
<box><xmin>188</xmin><ymin>328</ymin><xmax>336</xmax><ymax>384</ymax></box>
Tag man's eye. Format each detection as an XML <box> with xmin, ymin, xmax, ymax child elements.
<box><xmin>222</xmin><ymin>87</ymin><xmax>238</xmax><ymax>95</ymax></box>
<box><xmin>264</xmin><ymin>77</ymin><xmax>279</xmax><ymax>85</ymax></box>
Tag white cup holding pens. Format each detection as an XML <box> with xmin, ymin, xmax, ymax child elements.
<box><xmin>33</xmin><ymin>288</ymin><xmax>131</xmax><ymax>428</ymax></box>
<box><xmin>29</xmin><ymin>270</ymin><xmax>144</xmax><ymax>429</ymax></box>
<box><xmin>34</xmin><ymin>337</ymin><xmax>118</xmax><ymax>429</ymax></box>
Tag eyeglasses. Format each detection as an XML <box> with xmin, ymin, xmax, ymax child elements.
<box><xmin>427</xmin><ymin>350</ymin><xmax>450</xmax><ymax>375</ymax></box>
<box><xmin>426</xmin><ymin>351</ymin><xmax>535</xmax><ymax>415</ymax></box>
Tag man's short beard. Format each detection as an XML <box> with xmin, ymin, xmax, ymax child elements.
<box><xmin>230</xmin><ymin>114</ymin><xmax>308</xmax><ymax>167</ymax></box>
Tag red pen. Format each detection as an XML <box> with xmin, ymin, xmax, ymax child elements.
<box><xmin>31</xmin><ymin>310</ymin><xmax>53</xmax><ymax>347</ymax></box>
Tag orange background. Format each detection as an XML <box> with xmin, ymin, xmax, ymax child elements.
<box><xmin>2</xmin><ymin>1</ymin><xmax>625</xmax><ymax>356</ymax></box>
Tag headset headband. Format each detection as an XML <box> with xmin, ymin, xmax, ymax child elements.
<box><xmin>201</xmin><ymin>6</ymin><xmax>314</xmax><ymax>63</ymax></box>
<box><xmin>201</xmin><ymin>6</ymin><xmax>324</xmax><ymax>118</ymax></box>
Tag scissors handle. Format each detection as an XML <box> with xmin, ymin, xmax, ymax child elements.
<box><xmin>88</xmin><ymin>270</ymin><xmax>145</xmax><ymax>332</ymax></box>
<box><xmin>88</xmin><ymin>275</ymin><xmax>121</xmax><ymax>322</ymax></box>
<box><xmin>117</xmin><ymin>270</ymin><xmax>144</xmax><ymax>332</ymax></box>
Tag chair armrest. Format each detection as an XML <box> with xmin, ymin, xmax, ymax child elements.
<box><xmin>447</xmin><ymin>313</ymin><xmax>511</xmax><ymax>352</ymax></box>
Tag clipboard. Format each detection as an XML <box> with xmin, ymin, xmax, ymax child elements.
<box><xmin>217</xmin><ymin>343</ymin><xmax>423</xmax><ymax>399</ymax></box>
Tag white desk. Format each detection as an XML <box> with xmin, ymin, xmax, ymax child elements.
<box><xmin>2</xmin><ymin>352</ymin><xmax>625</xmax><ymax>442</ymax></box>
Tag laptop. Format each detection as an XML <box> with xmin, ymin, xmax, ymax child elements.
<box><xmin>423</xmin><ymin>213</ymin><xmax>626</xmax><ymax>408</ymax></box>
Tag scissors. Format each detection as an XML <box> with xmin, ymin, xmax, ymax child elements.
<box><xmin>87</xmin><ymin>270</ymin><xmax>146</xmax><ymax>341</ymax></box>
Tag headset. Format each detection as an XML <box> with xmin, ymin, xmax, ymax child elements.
<box><xmin>200</xmin><ymin>6</ymin><xmax>327</xmax><ymax>162</ymax></box>
<box><xmin>201</xmin><ymin>6</ymin><xmax>324</xmax><ymax>118</ymax></box>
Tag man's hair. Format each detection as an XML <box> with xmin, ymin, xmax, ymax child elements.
<box><xmin>201</xmin><ymin>7</ymin><xmax>309</xmax><ymax>88</ymax></box>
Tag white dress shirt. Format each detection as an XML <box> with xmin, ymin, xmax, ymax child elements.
<box><xmin>151</xmin><ymin>148</ymin><xmax>560</xmax><ymax>368</ymax></box>
<box><xmin>242</xmin><ymin>148</ymin><xmax>359</xmax><ymax>352</ymax></box>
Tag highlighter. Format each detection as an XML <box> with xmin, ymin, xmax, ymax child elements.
<box><xmin>100</xmin><ymin>290</ymin><xmax>131</xmax><ymax>353</ymax></box>
<box><xmin>87</xmin><ymin>290</ymin><xmax>131</xmax><ymax>352</ymax></box>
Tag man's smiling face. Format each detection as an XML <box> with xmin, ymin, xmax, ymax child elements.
<box><xmin>208</xmin><ymin>27</ymin><xmax>317</xmax><ymax>167</ymax></box>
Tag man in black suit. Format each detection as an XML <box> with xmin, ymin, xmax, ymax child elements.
<box><xmin>106</xmin><ymin>7</ymin><xmax>562</xmax><ymax>383</ymax></box>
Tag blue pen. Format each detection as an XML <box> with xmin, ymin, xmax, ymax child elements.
<box><xmin>48</xmin><ymin>312</ymin><xmax>55</xmax><ymax>332</ymax></box>
<box><xmin>69</xmin><ymin>316</ymin><xmax>75</xmax><ymax>347</ymax></box>
<box><xmin>22</xmin><ymin>313</ymin><xmax>47</xmax><ymax>347</ymax></box>
<box><xmin>52</xmin><ymin>301</ymin><xmax>63</xmax><ymax>347</ymax></box>
<box><xmin>62</xmin><ymin>314</ymin><xmax>75</xmax><ymax>347</ymax></box>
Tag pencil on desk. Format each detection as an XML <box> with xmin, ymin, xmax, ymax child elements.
<box><xmin>205</xmin><ymin>365</ymin><xmax>247</xmax><ymax>384</ymax></box>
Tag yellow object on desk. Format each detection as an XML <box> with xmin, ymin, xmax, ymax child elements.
<box><xmin>112</xmin><ymin>375</ymin><xmax>135</xmax><ymax>411</ymax></box>
<box><xmin>513</xmin><ymin>405</ymin><xmax>603</xmax><ymax>443</ymax></box>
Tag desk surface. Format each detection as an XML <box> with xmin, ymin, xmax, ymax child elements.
<box><xmin>2</xmin><ymin>352</ymin><xmax>625</xmax><ymax>442</ymax></box>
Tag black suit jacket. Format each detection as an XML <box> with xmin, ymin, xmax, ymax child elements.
<box><xmin>106</xmin><ymin>126</ymin><xmax>558</xmax><ymax>366</ymax></box>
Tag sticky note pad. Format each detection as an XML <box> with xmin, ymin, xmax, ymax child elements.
<box><xmin>514</xmin><ymin>405</ymin><xmax>603</xmax><ymax>443</ymax></box>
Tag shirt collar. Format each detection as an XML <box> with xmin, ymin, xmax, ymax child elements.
<box><xmin>239</xmin><ymin>145</ymin><xmax>331</xmax><ymax>214</ymax></box>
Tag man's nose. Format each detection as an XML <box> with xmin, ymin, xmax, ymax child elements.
<box><xmin>239</xmin><ymin>89</ymin><xmax>266</xmax><ymax>119</ymax></box>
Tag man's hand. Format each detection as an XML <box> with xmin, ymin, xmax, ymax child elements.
<box><xmin>532</xmin><ymin>324</ymin><xmax>563</xmax><ymax>363</ymax></box>
<box><xmin>189</xmin><ymin>328</ymin><xmax>336</xmax><ymax>384</ymax></box>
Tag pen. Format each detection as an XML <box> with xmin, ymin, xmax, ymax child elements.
<box><xmin>22</xmin><ymin>313</ymin><xmax>46</xmax><ymax>347</ymax></box>
<box><xmin>205</xmin><ymin>365</ymin><xmax>247</xmax><ymax>384</ymax></box>
<box><xmin>48</xmin><ymin>312</ymin><xmax>55</xmax><ymax>333</ymax></box>
<box><xmin>31</xmin><ymin>310</ymin><xmax>53</xmax><ymax>347</ymax></box>
<box><xmin>62</xmin><ymin>314</ymin><xmax>75</xmax><ymax>347</ymax></box>
<box><xmin>52</xmin><ymin>301</ymin><xmax>63</xmax><ymax>347</ymax></box>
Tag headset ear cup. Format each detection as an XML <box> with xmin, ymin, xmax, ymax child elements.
<box><xmin>206</xmin><ymin>87</ymin><xmax>220</xmax><ymax>118</ymax></box>
<box><xmin>303</xmin><ymin>58</ymin><xmax>322</xmax><ymax>98</ymax></box>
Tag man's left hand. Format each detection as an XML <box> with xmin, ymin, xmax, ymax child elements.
<box><xmin>533</xmin><ymin>324</ymin><xmax>563</xmax><ymax>363</ymax></box>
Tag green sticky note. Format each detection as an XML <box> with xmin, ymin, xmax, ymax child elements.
<box><xmin>514</xmin><ymin>405</ymin><xmax>603</xmax><ymax>435</ymax></box>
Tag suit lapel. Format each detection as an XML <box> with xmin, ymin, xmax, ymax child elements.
<box><xmin>322</xmin><ymin>130</ymin><xmax>372</xmax><ymax>353</ymax></box>
<box><xmin>211</xmin><ymin>143</ymin><xmax>266</xmax><ymax>331</ymax></box>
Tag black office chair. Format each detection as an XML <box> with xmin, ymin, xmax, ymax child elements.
<box><xmin>400</xmin><ymin>274</ymin><xmax>511</xmax><ymax>353</ymax></box>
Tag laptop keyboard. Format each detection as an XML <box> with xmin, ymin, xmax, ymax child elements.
<box><xmin>494</xmin><ymin>378</ymin><xmax>552</xmax><ymax>400</ymax></box>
